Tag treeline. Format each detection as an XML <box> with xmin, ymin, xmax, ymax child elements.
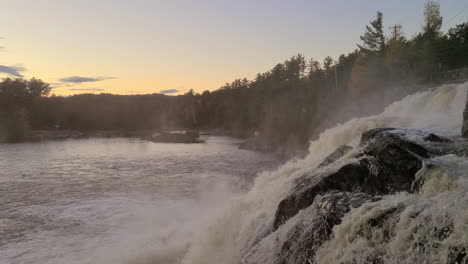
<box><xmin>1</xmin><ymin>1</ymin><xmax>467</xmax><ymax>155</ymax></box>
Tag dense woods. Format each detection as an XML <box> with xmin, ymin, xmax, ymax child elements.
<box><xmin>1</xmin><ymin>1</ymin><xmax>467</xmax><ymax>155</ymax></box>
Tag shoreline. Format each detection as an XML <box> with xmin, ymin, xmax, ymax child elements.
<box><xmin>0</xmin><ymin>129</ymin><xmax>246</xmax><ymax>144</ymax></box>
<box><xmin>1</xmin><ymin>129</ymin><xmax>304</xmax><ymax>160</ymax></box>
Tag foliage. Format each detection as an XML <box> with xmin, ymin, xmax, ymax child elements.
<box><xmin>0</xmin><ymin>78</ymin><xmax>50</xmax><ymax>141</ymax></box>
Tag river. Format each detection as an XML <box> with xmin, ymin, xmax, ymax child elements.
<box><xmin>0</xmin><ymin>136</ymin><xmax>279</xmax><ymax>264</ymax></box>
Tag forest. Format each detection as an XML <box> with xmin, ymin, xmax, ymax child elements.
<box><xmin>1</xmin><ymin>1</ymin><xmax>467</xmax><ymax>156</ymax></box>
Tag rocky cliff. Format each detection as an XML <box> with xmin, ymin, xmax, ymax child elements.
<box><xmin>463</xmin><ymin>92</ymin><xmax>468</xmax><ymax>138</ymax></box>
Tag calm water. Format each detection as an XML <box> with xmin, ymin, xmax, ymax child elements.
<box><xmin>0</xmin><ymin>136</ymin><xmax>279</xmax><ymax>264</ymax></box>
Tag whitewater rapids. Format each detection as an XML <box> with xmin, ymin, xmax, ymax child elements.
<box><xmin>177</xmin><ymin>82</ymin><xmax>468</xmax><ymax>264</ymax></box>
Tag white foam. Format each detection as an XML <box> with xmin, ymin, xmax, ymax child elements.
<box><xmin>178</xmin><ymin>82</ymin><xmax>468</xmax><ymax>264</ymax></box>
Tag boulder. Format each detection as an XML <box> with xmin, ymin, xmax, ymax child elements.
<box><xmin>273</xmin><ymin>128</ymin><xmax>429</xmax><ymax>229</ymax></box>
<box><xmin>273</xmin><ymin>163</ymin><xmax>369</xmax><ymax>229</ymax></box>
<box><xmin>243</xmin><ymin>191</ymin><xmax>379</xmax><ymax>264</ymax></box>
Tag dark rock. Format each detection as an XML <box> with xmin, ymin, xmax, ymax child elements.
<box><xmin>360</xmin><ymin>131</ymin><xmax>429</xmax><ymax>193</ymax></box>
<box><xmin>360</xmin><ymin>128</ymin><xmax>396</xmax><ymax>145</ymax></box>
<box><xmin>423</xmin><ymin>133</ymin><xmax>452</xmax><ymax>143</ymax></box>
<box><xmin>150</xmin><ymin>131</ymin><xmax>204</xmax><ymax>144</ymax></box>
<box><xmin>463</xmin><ymin>92</ymin><xmax>468</xmax><ymax>138</ymax></box>
<box><xmin>24</xmin><ymin>130</ymin><xmax>88</xmax><ymax>141</ymax></box>
<box><xmin>273</xmin><ymin>163</ymin><xmax>369</xmax><ymax>229</ymax></box>
<box><xmin>319</xmin><ymin>145</ymin><xmax>353</xmax><ymax>168</ymax></box>
<box><xmin>448</xmin><ymin>246</ymin><xmax>467</xmax><ymax>264</ymax></box>
<box><xmin>273</xmin><ymin>128</ymin><xmax>429</xmax><ymax>229</ymax></box>
<box><xmin>357</xmin><ymin>206</ymin><xmax>403</xmax><ymax>243</ymax></box>
<box><xmin>243</xmin><ymin>191</ymin><xmax>380</xmax><ymax>264</ymax></box>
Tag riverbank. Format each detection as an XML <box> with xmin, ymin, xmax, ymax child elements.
<box><xmin>0</xmin><ymin>128</ymin><xmax>305</xmax><ymax>159</ymax></box>
<box><xmin>0</xmin><ymin>129</ymin><xmax>237</xmax><ymax>145</ymax></box>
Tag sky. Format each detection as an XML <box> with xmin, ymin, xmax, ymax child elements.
<box><xmin>0</xmin><ymin>0</ymin><xmax>467</xmax><ymax>96</ymax></box>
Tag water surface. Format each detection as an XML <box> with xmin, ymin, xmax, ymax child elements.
<box><xmin>0</xmin><ymin>136</ymin><xmax>279</xmax><ymax>264</ymax></box>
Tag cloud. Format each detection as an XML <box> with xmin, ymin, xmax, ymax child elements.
<box><xmin>49</xmin><ymin>82</ymin><xmax>74</xmax><ymax>89</ymax></box>
<box><xmin>68</xmin><ymin>88</ymin><xmax>105</xmax><ymax>92</ymax></box>
<box><xmin>58</xmin><ymin>76</ymin><xmax>117</xmax><ymax>84</ymax></box>
<box><xmin>0</xmin><ymin>37</ymin><xmax>5</xmax><ymax>52</ymax></box>
<box><xmin>0</xmin><ymin>65</ymin><xmax>26</xmax><ymax>77</ymax></box>
<box><xmin>160</xmin><ymin>89</ymin><xmax>180</xmax><ymax>94</ymax></box>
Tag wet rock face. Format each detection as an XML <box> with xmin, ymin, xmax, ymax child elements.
<box><xmin>243</xmin><ymin>192</ymin><xmax>379</xmax><ymax>264</ymax></box>
<box><xmin>318</xmin><ymin>145</ymin><xmax>353</xmax><ymax>168</ymax></box>
<box><xmin>273</xmin><ymin>164</ymin><xmax>369</xmax><ymax>229</ymax></box>
<box><xmin>273</xmin><ymin>128</ymin><xmax>429</xmax><ymax>229</ymax></box>
<box><xmin>463</xmin><ymin>93</ymin><xmax>468</xmax><ymax>138</ymax></box>
<box><xmin>423</xmin><ymin>133</ymin><xmax>452</xmax><ymax>143</ymax></box>
<box><xmin>360</xmin><ymin>131</ymin><xmax>429</xmax><ymax>193</ymax></box>
<box><xmin>360</xmin><ymin>128</ymin><xmax>396</xmax><ymax>144</ymax></box>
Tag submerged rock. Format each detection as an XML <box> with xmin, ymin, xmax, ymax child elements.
<box><xmin>423</xmin><ymin>133</ymin><xmax>452</xmax><ymax>143</ymax></box>
<box><xmin>239</xmin><ymin>136</ymin><xmax>273</xmax><ymax>153</ymax></box>
<box><xmin>150</xmin><ymin>131</ymin><xmax>204</xmax><ymax>143</ymax></box>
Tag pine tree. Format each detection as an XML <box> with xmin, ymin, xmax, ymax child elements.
<box><xmin>358</xmin><ymin>11</ymin><xmax>385</xmax><ymax>55</ymax></box>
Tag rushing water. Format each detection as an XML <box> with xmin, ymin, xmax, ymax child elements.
<box><xmin>0</xmin><ymin>136</ymin><xmax>279</xmax><ymax>264</ymax></box>
<box><xmin>2</xmin><ymin>82</ymin><xmax>468</xmax><ymax>264</ymax></box>
<box><xmin>177</xmin><ymin>82</ymin><xmax>468</xmax><ymax>264</ymax></box>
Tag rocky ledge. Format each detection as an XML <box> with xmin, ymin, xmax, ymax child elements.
<box><xmin>242</xmin><ymin>128</ymin><xmax>468</xmax><ymax>264</ymax></box>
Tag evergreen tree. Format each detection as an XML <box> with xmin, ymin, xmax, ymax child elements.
<box><xmin>358</xmin><ymin>11</ymin><xmax>385</xmax><ymax>55</ymax></box>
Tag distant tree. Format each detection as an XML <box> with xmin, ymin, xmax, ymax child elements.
<box><xmin>307</xmin><ymin>58</ymin><xmax>324</xmax><ymax>87</ymax></box>
<box><xmin>284</xmin><ymin>54</ymin><xmax>306</xmax><ymax>80</ymax></box>
<box><xmin>422</xmin><ymin>0</ymin><xmax>443</xmax><ymax>39</ymax></box>
<box><xmin>388</xmin><ymin>24</ymin><xmax>405</xmax><ymax>43</ymax></box>
<box><xmin>27</xmin><ymin>78</ymin><xmax>51</xmax><ymax>98</ymax></box>
<box><xmin>443</xmin><ymin>22</ymin><xmax>468</xmax><ymax>69</ymax></box>
<box><xmin>323</xmin><ymin>56</ymin><xmax>336</xmax><ymax>91</ymax></box>
<box><xmin>0</xmin><ymin>78</ymin><xmax>50</xmax><ymax>141</ymax></box>
<box><xmin>323</xmin><ymin>56</ymin><xmax>334</xmax><ymax>73</ymax></box>
<box><xmin>358</xmin><ymin>11</ymin><xmax>385</xmax><ymax>55</ymax></box>
<box><xmin>410</xmin><ymin>1</ymin><xmax>444</xmax><ymax>78</ymax></box>
<box><xmin>185</xmin><ymin>89</ymin><xmax>195</xmax><ymax>96</ymax></box>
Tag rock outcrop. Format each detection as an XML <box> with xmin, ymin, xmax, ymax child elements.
<box><xmin>273</xmin><ymin>128</ymin><xmax>429</xmax><ymax>229</ymax></box>
<box><xmin>318</xmin><ymin>145</ymin><xmax>353</xmax><ymax>168</ymax></box>
<box><xmin>463</xmin><ymin>92</ymin><xmax>468</xmax><ymax>138</ymax></box>
<box><xmin>242</xmin><ymin>128</ymin><xmax>466</xmax><ymax>264</ymax></box>
<box><xmin>243</xmin><ymin>191</ymin><xmax>380</xmax><ymax>264</ymax></box>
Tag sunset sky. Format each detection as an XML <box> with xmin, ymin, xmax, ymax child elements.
<box><xmin>0</xmin><ymin>0</ymin><xmax>466</xmax><ymax>96</ymax></box>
